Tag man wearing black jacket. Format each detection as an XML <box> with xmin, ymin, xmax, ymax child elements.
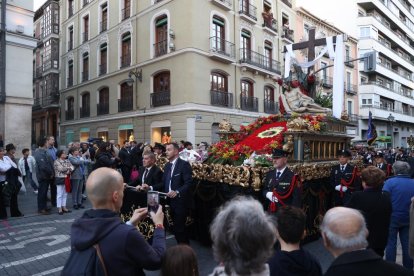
<box><xmin>132</xmin><ymin>152</ymin><xmax>163</xmax><ymax>191</ymax></box>
<box><xmin>64</xmin><ymin>168</ymin><xmax>166</xmax><ymax>276</ymax></box>
<box><xmin>119</xmin><ymin>140</ymin><xmax>132</xmax><ymax>182</ymax></box>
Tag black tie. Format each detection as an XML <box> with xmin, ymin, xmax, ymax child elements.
<box><xmin>276</xmin><ymin>171</ymin><xmax>281</xmax><ymax>179</ymax></box>
<box><xmin>143</xmin><ymin>168</ymin><xmax>149</xmax><ymax>182</ymax></box>
<box><xmin>341</xmin><ymin>165</ymin><xmax>344</xmax><ymax>172</ymax></box>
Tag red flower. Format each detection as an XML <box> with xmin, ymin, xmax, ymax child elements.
<box><xmin>307</xmin><ymin>74</ymin><xmax>316</xmax><ymax>84</ymax></box>
<box><xmin>277</xmin><ymin>78</ymin><xmax>283</xmax><ymax>86</ymax></box>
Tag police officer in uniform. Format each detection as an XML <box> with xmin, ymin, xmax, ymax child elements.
<box><xmin>375</xmin><ymin>152</ymin><xmax>392</xmax><ymax>178</ymax></box>
<box><xmin>263</xmin><ymin>149</ymin><xmax>301</xmax><ymax>211</ymax></box>
<box><xmin>330</xmin><ymin>149</ymin><xmax>361</xmax><ymax>206</ymax></box>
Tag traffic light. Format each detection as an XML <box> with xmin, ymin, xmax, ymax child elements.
<box><xmin>364</xmin><ymin>51</ymin><xmax>376</xmax><ymax>72</ymax></box>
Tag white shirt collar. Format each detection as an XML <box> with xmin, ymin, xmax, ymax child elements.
<box><xmin>277</xmin><ymin>166</ymin><xmax>287</xmax><ymax>175</ymax></box>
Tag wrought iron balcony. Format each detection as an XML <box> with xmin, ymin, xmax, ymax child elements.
<box><xmin>150</xmin><ymin>91</ymin><xmax>170</xmax><ymax>107</ymax></box>
<box><xmin>82</xmin><ymin>71</ymin><xmax>89</xmax><ymax>82</ymax></box>
<box><xmin>262</xmin><ymin>17</ymin><xmax>278</xmax><ymax>34</ymax></box>
<box><xmin>67</xmin><ymin>77</ymin><xmax>73</xmax><ymax>88</ymax></box>
<box><xmin>122</xmin><ymin>7</ymin><xmax>130</xmax><ymax>20</ymax></box>
<box><xmin>264</xmin><ymin>100</ymin><xmax>278</xmax><ymax>114</ymax></box>
<box><xmin>154</xmin><ymin>40</ymin><xmax>168</xmax><ymax>57</ymax></box>
<box><xmin>209</xmin><ymin>36</ymin><xmax>235</xmax><ymax>61</ymax></box>
<box><xmin>65</xmin><ymin>110</ymin><xmax>74</xmax><ymax>120</ymax></box>
<box><xmin>320</xmin><ymin>77</ymin><xmax>333</xmax><ymax>88</ymax></box>
<box><xmin>239</xmin><ymin>1</ymin><xmax>257</xmax><ymax>21</ymax></box>
<box><xmin>282</xmin><ymin>26</ymin><xmax>294</xmax><ymax>42</ymax></box>
<box><xmin>99</xmin><ymin>64</ymin><xmax>107</xmax><ymax>76</ymax></box>
<box><xmin>100</xmin><ymin>20</ymin><xmax>107</xmax><ymax>33</ymax></box>
<box><xmin>82</xmin><ymin>32</ymin><xmax>88</xmax><ymax>43</ymax></box>
<box><xmin>240</xmin><ymin>94</ymin><xmax>258</xmax><ymax>112</ymax></box>
<box><xmin>80</xmin><ymin>107</ymin><xmax>90</xmax><ymax>118</ymax></box>
<box><xmin>345</xmin><ymin>84</ymin><xmax>357</xmax><ymax>95</ymax></box>
<box><xmin>210</xmin><ymin>90</ymin><xmax>233</xmax><ymax>108</ymax></box>
<box><xmin>118</xmin><ymin>98</ymin><xmax>133</xmax><ymax>112</ymax></box>
<box><xmin>348</xmin><ymin>114</ymin><xmax>359</xmax><ymax>124</ymax></box>
<box><xmin>97</xmin><ymin>103</ymin><xmax>109</xmax><ymax>115</ymax></box>
<box><xmin>239</xmin><ymin>48</ymin><xmax>281</xmax><ymax>74</ymax></box>
<box><xmin>120</xmin><ymin>54</ymin><xmax>131</xmax><ymax>68</ymax></box>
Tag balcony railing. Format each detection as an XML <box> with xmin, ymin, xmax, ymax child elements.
<box><xmin>97</xmin><ymin>103</ymin><xmax>109</xmax><ymax>115</ymax></box>
<box><xmin>264</xmin><ymin>100</ymin><xmax>278</xmax><ymax>114</ymax></box>
<box><xmin>68</xmin><ymin>41</ymin><xmax>73</xmax><ymax>51</ymax></box>
<box><xmin>239</xmin><ymin>48</ymin><xmax>281</xmax><ymax>74</ymax></box>
<box><xmin>100</xmin><ymin>20</ymin><xmax>107</xmax><ymax>33</ymax></box>
<box><xmin>345</xmin><ymin>84</ymin><xmax>357</xmax><ymax>95</ymax></box>
<box><xmin>65</xmin><ymin>110</ymin><xmax>74</xmax><ymax>120</ymax></box>
<box><xmin>360</xmin><ymin>81</ymin><xmax>414</xmax><ymax>99</ymax></box>
<box><xmin>262</xmin><ymin>16</ymin><xmax>278</xmax><ymax>33</ymax></box>
<box><xmin>239</xmin><ymin>1</ymin><xmax>257</xmax><ymax>21</ymax></box>
<box><xmin>120</xmin><ymin>54</ymin><xmax>131</xmax><ymax>68</ymax></box>
<box><xmin>281</xmin><ymin>0</ymin><xmax>292</xmax><ymax>8</ymax></box>
<box><xmin>122</xmin><ymin>7</ymin><xmax>130</xmax><ymax>20</ymax></box>
<box><xmin>210</xmin><ymin>90</ymin><xmax>233</xmax><ymax>108</ymax></box>
<box><xmin>82</xmin><ymin>32</ymin><xmax>88</xmax><ymax>43</ymax></box>
<box><xmin>154</xmin><ymin>40</ymin><xmax>168</xmax><ymax>57</ymax></box>
<box><xmin>67</xmin><ymin>77</ymin><xmax>73</xmax><ymax>88</ymax></box>
<box><xmin>320</xmin><ymin>77</ymin><xmax>333</xmax><ymax>88</ymax></box>
<box><xmin>80</xmin><ymin>107</ymin><xmax>90</xmax><ymax>118</ymax></box>
<box><xmin>282</xmin><ymin>26</ymin><xmax>294</xmax><ymax>41</ymax></box>
<box><xmin>348</xmin><ymin>114</ymin><xmax>360</xmax><ymax>124</ymax></box>
<box><xmin>209</xmin><ymin>36</ymin><xmax>235</xmax><ymax>59</ymax></box>
<box><xmin>240</xmin><ymin>94</ymin><xmax>258</xmax><ymax>112</ymax></box>
<box><xmin>36</xmin><ymin>67</ymin><xmax>42</xmax><ymax>78</ymax></box>
<box><xmin>118</xmin><ymin>98</ymin><xmax>133</xmax><ymax>112</ymax></box>
<box><xmin>99</xmin><ymin>64</ymin><xmax>107</xmax><ymax>76</ymax></box>
<box><xmin>33</xmin><ymin>94</ymin><xmax>60</xmax><ymax>109</ymax></box>
<box><xmin>345</xmin><ymin>56</ymin><xmax>354</xmax><ymax>68</ymax></box>
<box><xmin>151</xmin><ymin>91</ymin><xmax>170</xmax><ymax>107</ymax></box>
<box><xmin>376</xmin><ymin>62</ymin><xmax>412</xmax><ymax>81</ymax></box>
<box><xmin>82</xmin><ymin>71</ymin><xmax>89</xmax><ymax>82</ymax></box>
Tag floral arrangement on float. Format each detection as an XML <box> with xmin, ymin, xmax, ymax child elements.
<box><xmin>206</xmin><ymin>114</ymin><xmax>328</xmax><ymax>166</ymax></box>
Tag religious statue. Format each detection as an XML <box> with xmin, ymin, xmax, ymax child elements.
<box><xmin>283</xmin><ymin>135</ymin><xmax>294</xmax><ymax>157</ymax></box>
<box><xmin>162</xmin><ymin>132</ymin><xmax>171</xmax><ymax>144</ymax></box>
<box><xmin>218</xmin><ymin>119</ymin><xmax>235</xmax><ymax>132</ymax></box>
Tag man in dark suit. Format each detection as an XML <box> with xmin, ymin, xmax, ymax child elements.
<box><xmin>162</xmin><ymin>142</ymin><xmax>193</xmax><ymax>244</ymax></box>
<box><xmin>330</xmin><ymin>149</ymin><xmax>361</xmax><ymax>206</ymax></box>
<box><xmin>374</xmin><ymin>152</ymin><xmax>393</xmax><ymax>178</ymax></box>
<box><xmin>132</xmin><ymin>152</ymin><xmax>163</xmax><ymax>191</ymax></box>
<box><xmin>119</xmin><ymin>140</ymin><xmax>132</xmax><ymax>183</ymax></box>
<box><xmin>346</xmin><ymin>166</ymin><xmax>391</xmax><ymax>257</ymax></box>
<box><xmin>263</xmin><ymin>149</ymin><xmax>301</xmax><ymax>212</ymax></box>
<box><xmin>322</xmin><ymin>207</ymin><xmax>413</xmax><ymax>276</ymax></box>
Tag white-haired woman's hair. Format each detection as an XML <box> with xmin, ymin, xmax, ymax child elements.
<box><xmin>392</xmin><ymin>161</ymin><xmax>411</xmax><ymax>175</ymax></box>
<box><xmin>210</xmin><ymin>196</ymin><xmax>276</xmax><ymax>275</ymax></box>
<box><xmin>320</xmin><ymin>208</ymin><xmax>368</xmax><ymax>251</ymax></box>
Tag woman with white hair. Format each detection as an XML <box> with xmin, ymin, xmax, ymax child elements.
<box><xmin>209</xmin><ymin>196</ymin><xmax>276</xmax><ymax>276</ymax></box>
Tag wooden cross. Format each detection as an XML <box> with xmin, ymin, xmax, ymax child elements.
<box><xmin>283</xmin><ymin>28</ymin><xmax>347</xmax><ymax>98</ymax></box>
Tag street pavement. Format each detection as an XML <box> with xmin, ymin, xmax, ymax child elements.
<box><xmin>0</xmin><ymin>185</ymin><xmax>405</xmax><ymax>276</ymax></box>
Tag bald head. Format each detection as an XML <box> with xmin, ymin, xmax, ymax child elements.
<box><xmin>320</xmin><ymin>207</ymin><xmax>368</xmax><ymax>256</ymax></box>
<box><xmin>86</xmin><ymin>168</ymin><xmax>124</xmax><ymax>210</ymax></box>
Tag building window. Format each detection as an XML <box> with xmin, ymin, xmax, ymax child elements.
<box><xmin>347</xmin><ymin>100</ymin><xmax>352</xmax><ymax>115</ymax></box>
<box><xmin>264</xmin><ymin>86</ymin><xmax>274</xmax><ymax>101</ymax></box>
<box><xmin>66</xmin><ymin>97</ymin><xmax>74</xmax><ymax>120</ymax></box>
<box><xmin>67</xmin><ymin>59</ymin><xmax>73</xmax><ymax>87</ymax></box>
<box><xmin>122</xmin><ymin>0</ymin><xmax>131</xmax><ymax>20</ymax></box>
<box><xmin>212</xmin><ymin>16</ymin><xmax>225</xmax><ymax>51</ymax></box>
<box><xmin>154</xmin><ymin>15</ymin><xmax>168</xmax><ymax>57</ymax></box>
<box><xmin>240</xmin><ymin>29</ymin><xmax>251</xmax><ymax>60</ymax></box>
<box><xmin>42</xmin><ymin>2</ymin><xmax>59</xmax><ymax>37</ymax></box>
<box><xmin>121</xmin><ymin>32</ymin><xmax>131</xmax><ymax>68</ymax></box>
<box><xmin>264</xmin><ymin>85</ymin><xmax>277</xmax><ymax>113</ymax></box>
<box><xmin>240</xmin><ymin>80</ymin><xmax>257</xmax><ymax>111</ymax></box>
<box><xmin>211</xmin><ymin>72</ymin><xmax>227</xmax><ymax>92</ymax></box>
<box><xmin>241</xmin><ymin>80</ymin><xmax>254</xmax><ymax>97</ymax></box>
<box><xmin>264</xmin><ymin>41</ymin><xmax>273</xmax><ymax>68</ymax></box>
<box><xmin>80</xmin><ymin>93</ymin><xmax>90</xmax><ymax>118</ymax></box>
<box><xmin>97</xmin><ymin>87</ymin><xmax>109</xmax><ymax>115</ymax></box>
<box><xmin>100</xmin><ymin>2</ymin><xmax>108</xmax><ymax>33</ymax></box>
<box><xmin>83</xmin><ymin>15</ymin><xmax>89</xmax><ymax>42</ymax></box>
<box><xmin>99</xmin><ymin>43</ymin><xmax>107</xmax><ymax>76</ymax></box>
<box><xmin>345</xmin><ymin>45</ymin><xmax>350</xmax><ymax>60</ymax></box>
<box><xmin>346</xmin><ymin>72</ymin><xmax>351</xmax><ymax>90</ymax></box>
<box><xmin>321</xmin><ymin>61</ymin><xmax>328</xmax><ymax>81</ymax></box>
<box><xmin>151</xmin><ymin>71</ymin><xmax>171</xmax><ymax>107</ymax></box>
<box><xmin>119</xmin><ymin>83</ymin><xmax>133</xmax><ymax>112</ymax></box>
<box><xmin>360</xmin><ymin>27</ymin><xmax>370</xmax><ymax>38</ymax></box>
<box><xmin>68</xmin><ymin>26</ymin><xmax>73</xmax><ymax>51</ymax></box>
<box><xmin>43</xmin><ymin>38</ymin><xmax>59</xmax><ymax>70</ymax></box>
<box><xmin>82</xmin><ymin>52</ymin><xmax>89</xmax><ymax>82</ymax></box>
<box><xmin>210</xmin><ymin>72</ymin><xmax>230</xmax><ymax>107</ymax></box>
<box><xmin>68</xmin><ymin>0</ymin><xmax>74</xmax><ymax>18</ymax></box>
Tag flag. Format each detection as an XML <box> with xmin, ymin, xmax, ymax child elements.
<box><xmin>367</xmin><ymin>111</ymin><xmax>377</xmax><ymax>146</ymax></box>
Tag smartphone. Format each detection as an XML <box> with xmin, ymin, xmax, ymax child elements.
<box><xmin>147</xmin><ymin>191</ymin><xmax>159</xmax><ymax>214</ymax></box>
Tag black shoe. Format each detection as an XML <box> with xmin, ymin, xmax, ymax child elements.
<box><xmin>78</xmin><ymin>205</ymin><xmax>85</xmax><ymax>209</ymax></box>
<box><xmin>63</xmin><ymin>209</ymin><xmax>72</xmax><ymax>213</ymax></box>
<box><xmin>58</xmin><ymin>211</ymin><xmax>63</xmax><ymax>215</ymax></box>
<box><xmin>73</xmin><ymin>205</ymin><xmax>79</xmax><ymax>210</ymax></box>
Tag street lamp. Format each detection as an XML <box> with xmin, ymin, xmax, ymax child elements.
<box><xmin>387</xmin><ymin>113</ymin><xmax>395</xmax><ymax>149</ymax></box>
<box><xmin>126</xmin><ymin>67</ymin><xmax>142</xmax><ymax>87</ymax></box>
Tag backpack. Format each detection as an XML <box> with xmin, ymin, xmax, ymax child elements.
<box><xmin>61</xmin><ymin>244</ymin><xmax>108</xmax><ymax>276</ymax></box>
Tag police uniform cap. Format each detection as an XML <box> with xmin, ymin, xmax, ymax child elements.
<box><xmin>338</xmin><ymin>149</ymin><xmax>351</xmax><ymax>157</ymax></box>
<box><xmin>272</xmin><ymin>148</ymin><xmax>288</xmax><ymax>158</ymax></box>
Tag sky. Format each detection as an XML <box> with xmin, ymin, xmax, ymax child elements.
<box><xmin>33</xmin><ymin>0</ymin><xmax>357</xmax><ymax>36</ymax></box>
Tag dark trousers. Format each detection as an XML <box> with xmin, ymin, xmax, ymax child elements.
<box><xmin>24</xmin><ymin>171</ymin><xmax>38</xmax><ymax>191</ymax></box>
<box><xmin>38</xmin><ymin>179</ymin><xmax>52</xmax><ymax>211</ymax></box>
<box><xmin>334</xmin><ymin>190</ymin><xmax>352</xmax><ymax>206</ymax></box>
<box><xmin>49</xmin><ymin>179</ymin><xmax>57</xmax><ymax>206</ymax></box>
<box><xmin>121</xmin><ymin>166</ymin><xmax>131</xmax><ymax>183</ymax></box>
<box><xmin>0</xmin><ymin>182</ymin><xmax>7</xmax><ymax>218</ymax></box>
<box><xmin>0</xmin><ymin>181</ymin><xmax>21</xmax><ymax>218</ymax></box>
<box><xmin>171</xmin><ymin>206</ymin><xmax>189</xmax><ymax>244</ymax></box>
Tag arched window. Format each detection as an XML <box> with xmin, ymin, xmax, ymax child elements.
<box><xmin>66</xmin><ymin>97</ymin><xmax>74</xmax><ymax>120</ymax></box>
<box><xmin>264</xmin><ymin>86</ymin><xmax>277</xmax><ymax>114</ymax></box>
<box><xmin>240</xmin><ymin>29</ymin><xmax>252</xmax><ymax>61</ymax></box>
<box><xmin>154</xmin><ymin>15</ymin><xmax>168</xmax><ymax>57</ymax></box>
<box><xmin>264</xmin><ymin>85</ymin><xmax>274</xmax><ymax>101</ymax></box>
<box><xmin>212</xmin><ymin>16</ymin><xmax>225</xmax><ymax>52</ymax></box>
<box><xmin>240</xmin><ymin>80</ymin><xmax>257</xmax><ymax>112</ymax></box>
<box><xmin>152</xmin><ymin>71</ymin><xmax>170</xmax><ymax>107</ymax></box>
<box><xmin>211</xmin><ymin>72</ymin><xmax>231</xmax><ymax>107</ymax></box>
<box><xmin>241</xmin><ymin>79</ymin><xmax>253</xmax><ymax>97</ymax></box>
<box><xmin>99</xmin><ymin>43</ymin><xmax>107</xmax><ymax>76</ymax></box>
<box><xmin>119</xmin><ymin>83</ymin><xmax>133</xmax><ymax>112</ymax></box>
<box><xmin>97</xmin><ymin>87</ymin><xmax>109</xmax><ymax>115</ymax></box>
<box><xmin>82</xmin><ymin>52</ymin><xmax>89</xmax><ymax>82</ymax></box>
<box><xmin>121</xmin><ymin>32</ymin><xmax>131</xmax><ymax>68</ymax></box>
<box><xmin>80</xmin><ymin>93</ymin><xmax>90</xmax><ymax>118</ymax></box>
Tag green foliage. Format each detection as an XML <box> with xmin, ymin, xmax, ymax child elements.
<box><xmin>314</xmin><ymin>91</ymin><xmax>333</xmax><ymax>108</ymax></box>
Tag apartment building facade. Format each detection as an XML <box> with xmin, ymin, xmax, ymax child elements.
<box><xmin>357</xmin><ymin>0</ymin><xmax>414</xmax><ymax>148</ymax></box>
<box><xmin>33</xmin><ymin>0</ymin><xmax>60</xmax><ymax>145</ymax></box>
<box><xmin>59</xmin><ymin>0</ymin><xmax>296</xmax><ymax>146</ymax></box>
<box><xmin>295</xmin><ymin>7</ymin><xmax>360</xmax><ymax>141</ymax></box>
<box><xmin>0</xmin><ymin>0</ymin><xmax>36</xmax><ymax>151</ymax></box>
